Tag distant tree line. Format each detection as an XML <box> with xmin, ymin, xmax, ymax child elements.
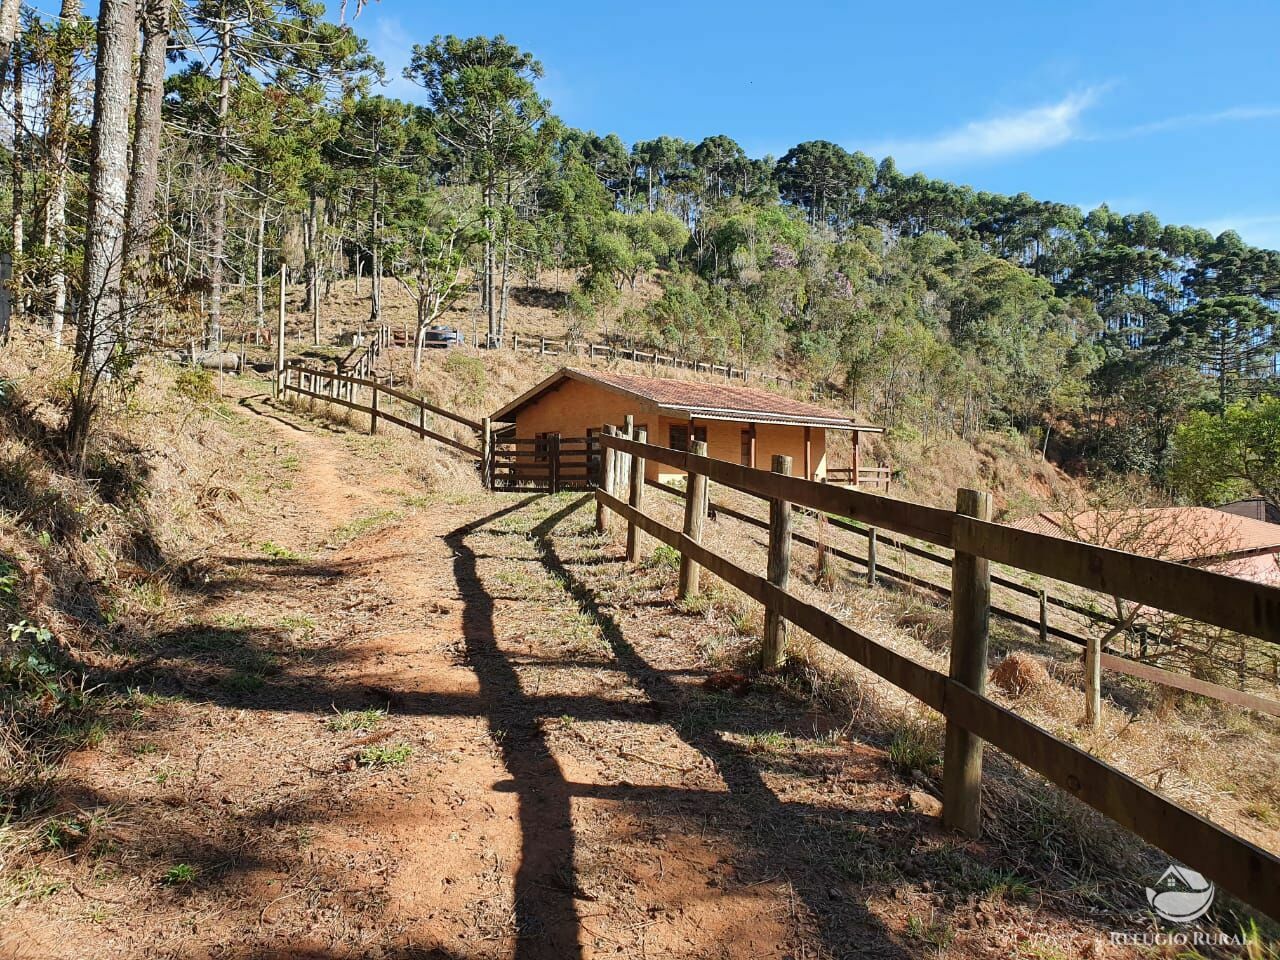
<box><xmin>0</xmin><ymin>8</ymin><xmax>1276</xmax><ymax>503</ymax></box>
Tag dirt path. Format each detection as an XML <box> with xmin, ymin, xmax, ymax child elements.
<box><xmin>1</xmin><ymin>391</ymin><xmax>1139</xmax><ymax>960</ymax></box>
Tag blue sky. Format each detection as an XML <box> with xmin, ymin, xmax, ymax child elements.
<box><xmin>354</xmin><ymin>0</ymin><xmax>1280</xmax><ymax>248</ymax></box>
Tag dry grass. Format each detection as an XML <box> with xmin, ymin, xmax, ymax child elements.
<box><xmin>633</xmin><ymin>477</ymin><xmax>1280</xmax><ymax>917</ymax></box>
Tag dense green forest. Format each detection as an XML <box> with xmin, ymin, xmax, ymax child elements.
<box><xmin>1</xmin><ymin>4</ymin><xmax>1277</xmax><ymax>501</ymax></box>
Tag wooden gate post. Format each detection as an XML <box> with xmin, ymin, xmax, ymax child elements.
<box><xmin>867</xmin><ymin>527</ymin><xmax>878</xmax><ymax>586</ymax></box>
<box><xmin>617</xmin><ymin>414</ymin><xmax>634</xmax><ymax>499</ymax></box>
<box><xmin>943</xmin><ymin>487</ymin><xmax>993</xmax><ymax>837</ymax></box>
<box><xmin>1038</xmin><ymin>589</ymin><xmax>1049</xmax><ymax>643</ymax></box>
<box><xmin>678</xmin><ymin>440</ymin><xmax>710</xmax><ymax>600</ymax></box>
<box><xmin>481</xmin><ymin>417</ymin><xmax>493</xmax><ymax>489</ymax></box>
<box><xmin>370</xmin><ymin>383</ymin><xmax>379</xmax><ymax>435</ymax></box>
<box><xmin>596</xmin><ymin>425</ymin><xmax>616</xmax><ymax>534</ymax></box>
<box><xmin>548</xmin><ymin>432</ymin><xmax>561</xmax><ymax>494</ymax></box>
<box><xmin>625</xmin><ymin>427</ymin><xmax>647</xmax><ymax>563</ymax></box>
<box><xmin>761</xmin><ymin>454</ymin><xmax>793</xmax><ymax>670</ymax></box>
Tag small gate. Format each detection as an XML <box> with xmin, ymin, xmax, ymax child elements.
<box><xmin>489</xmin><ymin>433</ymin><xmax>600</xmax><ymax>492</ymax></box>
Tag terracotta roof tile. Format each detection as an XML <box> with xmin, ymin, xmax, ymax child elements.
<box><xmin>568</xmin><ymin>368</ymin><xmax>871</xmax><ymax>427</ymax></box>
<box><xmin>1010</xmin><ymin>507</ymin><xmax>1280</xmax><ymax>562</ymax></box>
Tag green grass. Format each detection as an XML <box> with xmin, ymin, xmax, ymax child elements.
<box><xmin>220</xmin><ymin>671</ymin><xmax>265</xmax><ymax>693</ymax></box>
<box><xmin>887</xmin><ymin>720</ymin><xmax>941</xmax><ymax>775</ymax></box>
<box><xmin>280</xmin><ymin>614</ymin><xmax>316</xmax><ymax>638</ymax></box>
<box><xmin>740</xmin><ymin>731</ymin><xmax>790</xmax><ymax>754</ymax></box>
<box><xmin>0</xmin><ymin>868</ymin><xmax>66</xmax><ymax>907</ymax></box>
<box><xmin>331</xmin><ymin>509</ymin><xmax>402</xmax><ymax>545</ymax></box>
<box><xmin>980</xmin><ymin>868</ymin><xmax>1034</xmax><ymax>902</ymax></box>
<box><xmin>160</xmin><ymin>863</ymin><xmax>197</xmax><ymax>886</ymax></box>
<box><xmin>357</xmin><ymin>742</ymin><xmax>413</xmax><ymax>767</ymax></box>
<box><xmin>904</xmin><ymin>913</ymin><xmax>955</xmax><ymax>950</ymax></box>
<box><xmin>259</xmin><ymin>540</ymin><xmax>303</xmax><ymax>561</ymax></box>
<box><xmin>328</xmin><ymin>708</ymin><xmax>386</xmax><ymax>732</ymax></box>
<box><xmin>641</xmin><ymin>544</ymin><xmax>681</xmax><ymax>571</ymax></box>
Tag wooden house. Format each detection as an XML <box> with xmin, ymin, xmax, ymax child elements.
<box><xmin>489</xmin><ymin>367</ymin><xmax>882</xmax><ymax>485</ymax></box>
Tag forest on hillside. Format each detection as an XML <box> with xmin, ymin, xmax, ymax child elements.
<box><xmin>0</xmin><ymin>0</ymin><xmax>1277</xmax><ymax>506</ymax></box>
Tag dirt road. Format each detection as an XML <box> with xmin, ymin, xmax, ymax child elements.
<box><xmin>1</xmin><ymin>390</ymin><xmax>1130</xmax><ymax>960</ymax></box>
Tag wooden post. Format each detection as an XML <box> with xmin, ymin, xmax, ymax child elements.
<box><xmin>761</xmin><ymin>455</ymin><xmax>793</xmax><ymax>670</ymax></box>
<box><xmin>540</xmin><ymin>336</ymin><xmax>546</xmax><ymax>355</ymax></box>
<box><xmin>625</xmin><ymin>427</ymin><xmax>647</xmax><ymax>563</ymax></box>
<box><xmin>370</xmin><ymin>383</ymin><xmax>379</xmax><ymax>434</ymax></box>
<box><xmin>851</xmin><ymin>430</ymin><xmax>861</xmax><ymax>487</ymax></box>
<box><xmin>943</xmin><ymin>487</ymin><xmax>993</xmax><ymax>838</ymax></box>
<box><xmin>274</xmin><ymin>262</ymin><xmax>287</xmax><ymax>397</ymax></box>
<box><xmin>1084</xmin><ymin>634</ymin><xmax>1102</xmax><ymax>731</ymax></box>
<box><xmin>618</xmin><ymin>414</ymin><xmax>634</xmax><ymax>499</ymax></box>
<box><xmin>815</xmin><ymin>511</ymin><xmax>831</xmax><ymax>582</ymax></box>
<box><xmin>481</xmin><ymin>417</ymin><xmax>492</xmax><ymax>489</ymax></box>
<box><xmin>597</xmin><ymin>425</ymin><xmax>616</xmax><ymax>534</ymax></box>
<box><xmin>418</xmin><ymin>402</ymin><xmax>427</xmax><ymax>441</ymax></box>
<box><xmin>678</xmin><ymin>440</ymin><xmax>710</xmax><ymax>600</ymax></box>
<box><xmin>803</xmin><ymin>426</ymin><xmax>812</xmax><ymax>480</ymax></box>
<box><xmin>548</xmin><ymin>432</ymin><xmax>561</xmax><ymax>494</ymax></box>
<box><xmin>867</xmin><ymin>527</ymin><xmax>878</xmax><ymax>586</ymax></box>
<box><xmin>1038</xmin><ymin>589</ymin><xmax>1049</xmax><ymax>643</ymax></box>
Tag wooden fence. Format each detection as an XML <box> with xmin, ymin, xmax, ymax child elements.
<box><xmin>280</xmin><ymin>361</ymin><xmax>488</xmax><ymax>461</ymax></box>
<box><xmin>825</xmin><ymin>464</ymin><xmax>893</xmax><ymax>492</ymax></box>
<box><xmin>594</xmin><ymin>427</ymin><xmax>1280</xmax><ymax>922</ymax></box>
<box><xmin>486</xmin><ymin>328</ymin><xmax>839</xmax><ymax>400</ymax></box>
<box><xmin>489</xmin><ymin>433</ymin><xmax>600</xmax><ymax>492</ymax></box>
<box><xmin>644</xmin><ymin>478</ymin><xmax>1280</xmax><ymax>718</ymax></box>
<box><xmin>337</xmin><ymin>324</ymin><xmax>392</xmax><ymax>379</ymax></box>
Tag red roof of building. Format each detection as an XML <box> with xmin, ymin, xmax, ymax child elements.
<box><xmin>1011</xmin><ymin>507</ymin><xmax>1280</xmax><ymax>562</ymax></box>
<box><xmin>492</xmin><ymin>367</ymin><xmax>881</xmax><ymax>431</ymax></box>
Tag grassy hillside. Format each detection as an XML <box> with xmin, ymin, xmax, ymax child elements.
<box><xmin>268</xmin><ymin>276</ymin><xmax>1083</xmax><ymax>515</ymax></box>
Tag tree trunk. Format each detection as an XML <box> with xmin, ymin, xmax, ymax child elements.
<box><xmin>43</xmin><ymin>0</ymin><xmax>80</xmax><ymax>348</ymax></box>
<box><xmin>484</xmin><ymin>177</ymin><xmax>496</xmax><ymax>344</ymax></box>
<box><xmin>206</xmin><ymin>18</ymin><xmax>233</xmax><ymax>347</ymax></box>
<box><xmin>308</xmin><ymin>188</ymin><xmax>320</xmax><ymax>344</ymax></box>
<box><xmin>498</xmin><ymin>184</ymin><xmax>512</xmax><ymax>338</ymax></box>
<box><xmin>121</xmin><ymin>0</ymin><xmax>170</xmax><ymax>340</ymax></box>
<box><xmin>67</xmin><ymin>0</ymin><xmax>135</xmax><ymax>462</ymax></box>
<box><xmin>368</xmin><ymin>178</ymin><xmax>381</xmax><ymax>324</ymax></box>
<box><xmin>10</xmin><ymin>41</ymin><xmax>24</xmax><ymax>324</ymax></box>
<box><xmin>0</xmin><ymin>0</ymin><xmax>18</xmax><ymax>341</ymax></box>
<box><xmin>253</xmin><ymin>195</ymin><xmax>265</xmax><ymax>334</ymax></box>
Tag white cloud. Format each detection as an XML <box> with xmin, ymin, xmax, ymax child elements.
<box><xmin>866</xmin><ymin>88</ymin><xmax>1103</xmax><ymax>171</ymax></box>
<box><xmin>367</xmin><ymin>16</ymin><xmax>428</xmax><ymax>102</ymax></box>
<box><xmin>1092</xmin><ymin>105</ymin><xmax>1280</xmax><ymax>140</ymax></box>
<box><xmin>1199</xmin><ymin>214</ymin><xmax>1280</xmax><ymax>250</ymax></box>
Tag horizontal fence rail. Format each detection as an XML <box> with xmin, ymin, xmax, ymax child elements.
<box><xmin>281</xmin><ymin>362</ymin><xmax>484</xmax><ymax>458</ymax></box>
<box><xmin>489</xmin><ymin>433</ymin><xmax>600</xmax><ymax>493</ymax></box>
<box><xmin>610</xmin><ymin>433</ymin><xmax>1280</xmax><ymax>646</ymax></box>
<box><xmin>645</xmin><ymin>479</ymin><xmax>1280</xmax><ymax>718</ymax></box>
<box><xmin>596</xmin><ymin>430</ymin><xmax>1280</xmax><ymax>922</ymax></box>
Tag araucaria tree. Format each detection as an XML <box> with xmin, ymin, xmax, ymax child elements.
<box><xmin>0</xmin><ymin>10</ymin><xmax>1275</xmax><ymax>501</ymax></box>
<box><xmin>404</xmin><ymin>35</ymin><xmax>556</xmax><ymax>345</ymax></box>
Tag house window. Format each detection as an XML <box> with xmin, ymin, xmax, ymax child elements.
<box><xmin>534</xmin><ymin>431</ymin><xmax>549</xmax><ymax>462</ymax></box>
<box><xmin>669</xmin><ymin>424</ymin><xmax>706</xmax><ymax>451</ymax></box>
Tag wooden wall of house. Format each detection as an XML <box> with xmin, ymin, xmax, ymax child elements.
<box><xmin>509</xmin><ymin>377</ymin><xmax>830</xmax><ymax>482</ymax></box>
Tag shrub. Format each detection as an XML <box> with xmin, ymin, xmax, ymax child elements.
<box><xmin>173</xmin><ymin>368</ymin><xmax>216</xmax><ymax>403</ymax></box>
